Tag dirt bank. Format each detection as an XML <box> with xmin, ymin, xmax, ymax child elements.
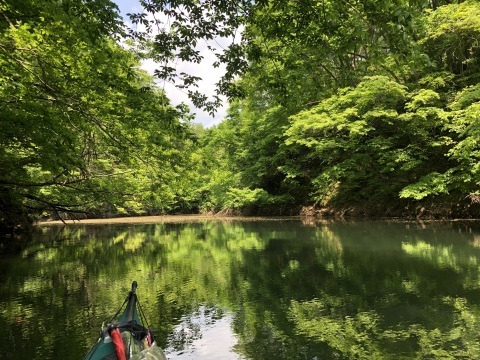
<box><xmin>37</xmin><ymin>214</ymin><xmax>302</xmax><ymax>225</ymax></box>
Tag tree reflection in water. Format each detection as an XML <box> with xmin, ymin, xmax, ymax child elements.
<box><xmin>1</xmin><ymin>220</ymin><xmax>480</xmax><ymax>359</ymax></box>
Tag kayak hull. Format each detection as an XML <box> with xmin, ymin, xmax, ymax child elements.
<box><xmin>84</xmin><ymin>282</ymin><xmax>166</xmax><ymax>360</ymax></box>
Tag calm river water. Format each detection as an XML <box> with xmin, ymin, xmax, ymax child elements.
<box><xmin>2</xmin><ymin>219</ymin><xmax>480</xmax><ymax>359</ymax></box>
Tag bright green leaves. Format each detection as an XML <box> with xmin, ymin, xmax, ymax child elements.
<box><xmin>444</xmin><ymin>100</ymin><xmax>480</xmax><ymax>195</ymax></box>
<box><xmin>405</xmin><ymin>89</ymin><xmax>442</xmax><ymax>111</ymax></box>
<box><xmin>285</xmin><ymin>77</ymin><xmax>404</xmax><ymax>205</ymax></box>
<box><xmin>132</xmin><ymin>0</ymin><xmax>431</xmax><ymax>111</ymax></box>
<box><xmin>0</xmin><ymin>0</ymin><xmax>195</xmax><ymax>229</ymax></box>
<box><xmin>3</xmin><ymin>0</ymin><xmax>478</xmax><ymax>222</ymax></box>
<box><xmin>421</xmin><ymin>1</ymin><xmax>480</xmax><ymax>80</ymax></box>
<box><xmin>224</xmin><ymin>187</ymin><xmax>270</xmax><ymax>210</ymax></box>
<box><xmin>399</xmin><ymin>77</ymin><xmax>480</xmax><ymax>202</ymax></box>
<box><xmin>189</xmin><ymin>1</ymin><xmax>480</xmax><ymax>216</ymax></box>
<box><xmin>399</xmin><ymin>172</ymin><xmax>451</xmax><ymax>200</ymax></box>
<box><xmin>286</xmin><ymin>76</ymin><xmax>407</xmax><ymax>153</ymax></box>
<box><xmin>285</xmin><ymin>75</ymin><xmax>455</xmax><ymax>206</ymax></box>
<box><xmin>450</xmin><ymin>84</ymin><xmax>480</xmax><ymax>111</ymax></box>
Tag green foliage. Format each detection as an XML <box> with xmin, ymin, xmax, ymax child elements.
<box><xmin>399</xmin><ymin>172</ymin><xmax>451</xmax><ymax>200</ymax></box>
<box><xmin>420</xmin><ymin>0</ymin><xmax>480</xmax><ymax>81</ymax></box>
<box><xmin>3</xmin><ymin>0</ymin><xmax>480</xmax><ymax>224</ymax></box>
<box><xmin>0</xmin><ymin>0</ymin><xmax>197</xmax><ymax>229</ymax></box>
<box><xmin>224</xmin><ymin>187</ymin><xmax>269</xmax><ymax>209</ymax></box>
<box><xmin>285</xmin><ymin>76</ymin><xmax>412</xmax><ymax>205</ymax></box>
<box><xmin>195</xmin><ymin>1</ymin><xmax>480</xmax><ymax>215</ymax></box>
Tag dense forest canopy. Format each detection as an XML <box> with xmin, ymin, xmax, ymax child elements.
<box><xmin>1</xmin><ymin>0</ymin><xmax>480</xmax><ymax>232</ymax></box>
<box><xmin>0</xmin><ymin>0</ymin><xmax>199</xmax><ymax>231</ymax></box>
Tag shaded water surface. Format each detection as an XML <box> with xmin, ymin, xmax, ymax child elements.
<box><xmin>2</xmin><ymin>219</ymin><xmax>480</xmax><ymax>359</ymax></box>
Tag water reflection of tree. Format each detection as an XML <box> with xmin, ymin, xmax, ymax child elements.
<box><xmin>3</xmin><ymin>221</ymin><xmax>480</xmax><ymax>359</ymax></box>
<box><xmin>234</xmin><ymin>221</ymin><xmax>480</xmax><ymax>359</ymax></box>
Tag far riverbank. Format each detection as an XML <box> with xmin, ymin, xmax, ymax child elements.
<box><xmin>37</xmin><ymin>214</ymin><xmax>304</xmax><ymax>226</ymax></box>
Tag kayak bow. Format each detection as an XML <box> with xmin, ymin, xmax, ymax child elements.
<box><xmin>84</xmin><ymin>281</ymin><xmax>166</xmax><ymax>360</ymax></box>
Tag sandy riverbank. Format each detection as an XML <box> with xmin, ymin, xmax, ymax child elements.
<box><xmin>37</xmin><ymin>214</ymin><xmax>301</xmax><ymax>226</ymax></box>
